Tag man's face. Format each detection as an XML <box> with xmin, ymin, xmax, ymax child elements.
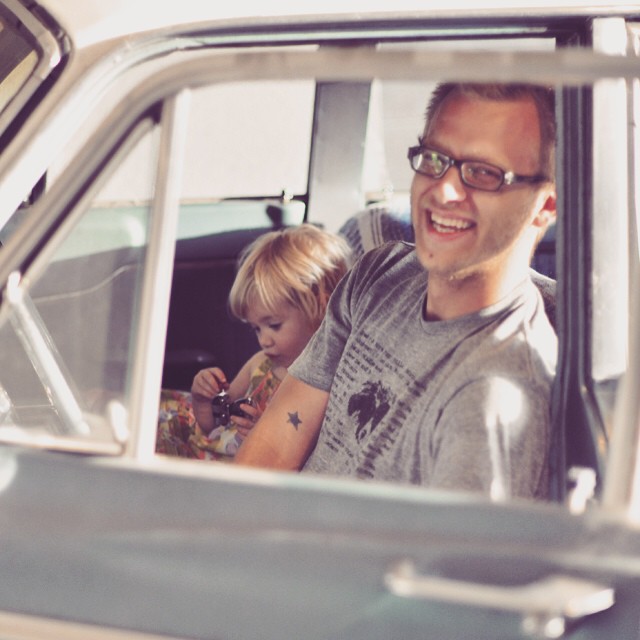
<box><xmin>410</xmin><ymin>93</ymin><xmax>555</xmax><ymax>282</ymax></box>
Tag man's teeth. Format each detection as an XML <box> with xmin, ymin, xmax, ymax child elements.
<box><xmin>431</xmin><ymin>212</ymin><xmax>472</xmax><ymax>233</ymax></box>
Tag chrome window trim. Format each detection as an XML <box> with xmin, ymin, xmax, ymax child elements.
<box><xmin>126</xmin><ymin>91</ymin><xmax>190</xmax><ymax>460</ymax></box>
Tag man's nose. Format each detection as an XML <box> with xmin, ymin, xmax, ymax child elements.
<box><xmin>431</xmin><ymin>165</ymin><xmax>468</xmax><ymax>203</ymax></box>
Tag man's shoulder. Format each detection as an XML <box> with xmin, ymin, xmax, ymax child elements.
<box><xmin>529</xmin><ymin>268</ymin><xmax>556</xmax><ymax>328</ymax></box>
<box><xmin>475</xmin><ymin>283</ymin><xmax>558</xmax><ymax>381</ymax></box>
<box><xmin>343</xmin><ymin>241</ymin><xmax>423</xmax><ymax>303</ymax></box>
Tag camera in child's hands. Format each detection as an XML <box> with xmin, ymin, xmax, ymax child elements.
<box><xmin>211</xmin><ymin>390</ymin><xmax>253</xmax><ymax>427</ymax></box>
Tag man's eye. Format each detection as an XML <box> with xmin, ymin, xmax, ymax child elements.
<box><xmin>467</xmin><ymin>163</ymin><xmax>502</xmax><ymax>180</ymax></box>
<box><xmin>424</xmin><ymin>152</ymin><xmax>445</xmax><ymax>173</ymax></box>
<box><xmin>432</xmin><ymin>155</ymin><xmax>447</xmax><ymax>171</ymax></box>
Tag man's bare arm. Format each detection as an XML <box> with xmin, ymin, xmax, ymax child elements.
<box><xmin>234</xmin><ymin>374</ymin><xmax>328</xmax><ymax>471</ymax></box>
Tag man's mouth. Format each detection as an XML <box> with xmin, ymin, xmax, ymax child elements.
<box><xmin>430</xmin><ymin>211</ymin><xmax>474</xmax><ymax>234</ymax></box>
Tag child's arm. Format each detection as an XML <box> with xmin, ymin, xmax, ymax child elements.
<box><xmin>191</xmin><ymin>353</ymin><xmax>259</xmax><ymax>434</ymax></box>
<box><xmin>234</xmin><ymin>374</ymin><xmax>329</xmax><ymax>471</ymax></box>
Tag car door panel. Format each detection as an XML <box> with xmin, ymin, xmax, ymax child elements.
<box><xmin>0</xmin><ymin>447</ymin><xmax>637</xmax><ymax>639</ymax></box>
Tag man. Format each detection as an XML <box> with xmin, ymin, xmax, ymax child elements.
<box><xmin>235</xmin><ymin>83</ymin><xmax>558</xmax><ymax>500</ymax></box>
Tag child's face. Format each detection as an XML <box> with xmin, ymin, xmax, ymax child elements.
<box><xmin>246</xmin><ymin>299</ymin><xmax>317</xmax><ymax>369</ymax></box>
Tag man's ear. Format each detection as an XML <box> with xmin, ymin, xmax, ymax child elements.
<box><xmin>532</xmin><ymin>187</ymin><xmax>557</xmax><ymax>229</ymax></box>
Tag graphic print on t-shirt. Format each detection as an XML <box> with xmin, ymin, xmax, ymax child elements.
<box><xmin>348</xmin><ymin>380</ymin><xmax>392</xmax><ymax>442</ymax></box>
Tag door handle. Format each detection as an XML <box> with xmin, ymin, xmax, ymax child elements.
<box><xmin>384</xmin><ymin>560</ymin><xmax>614</xmax><ymax>639</ymax></box>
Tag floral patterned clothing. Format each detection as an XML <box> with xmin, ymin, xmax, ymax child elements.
<box><xmin>155</xmin><ymin>357</ymin><xmax>281</xmax><ymax>460</ymax></box>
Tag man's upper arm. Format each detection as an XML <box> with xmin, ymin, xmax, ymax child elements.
<box><xmin>234</xmin><ymin>374</ymin><xmax>329</xmax><ymax>471</ymax></box>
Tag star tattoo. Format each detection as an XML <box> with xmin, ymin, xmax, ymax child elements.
<box><xmin>287</xmin><ymin>411</ymin><xmax>302</xmax><ymax>430</ymax></box>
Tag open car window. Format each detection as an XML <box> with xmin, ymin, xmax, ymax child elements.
<box><xmin>0</xmin><ymin>34</ymin><xmax>635</xmax><ymax>509</ymax></box>
<box><xmin>0</xmin><ymin>119</ymin><xmax>159</xmax><ymax>453</ymax></box>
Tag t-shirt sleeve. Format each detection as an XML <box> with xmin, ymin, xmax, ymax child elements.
<box><xmin>288</xmin><ymin>260</ymin><xmax>355</xmax><ymax>392</ymax></box>
<box><xmin>428</xmin><ymin>375</ymin><xmax>550</xmax><ymax>500</ymax></box>
<box><xmin>289</xmin><ymin>242</ymin><xmax>410</xmax><ymax>393</ymax></box>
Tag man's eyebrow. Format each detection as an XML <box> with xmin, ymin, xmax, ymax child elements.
<box><xmin>422</xmin><ymin>139</ymin><xmax>503</xmax><ymax>166</ymax></box>
<box><xmin>420</xmin><ymin>138</ymin><xmax>451</xmax><ymax>155</ymax></box>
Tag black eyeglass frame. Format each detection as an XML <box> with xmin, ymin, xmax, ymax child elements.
<box><xmin>407</xmin><ymin>145</ymin><xmax>549</xmax><ymax>192</ymax></box>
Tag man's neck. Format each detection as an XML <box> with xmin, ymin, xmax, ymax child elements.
<box><xmin>424</xmin><ymin>263</ymin><xmax>530</xmax><ymax>321</ymax></box>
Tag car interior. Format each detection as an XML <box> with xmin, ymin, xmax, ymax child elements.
<box><xmin>2</xmin><ymin>67</ymin><xmax>562</xmax><ymax>443</ymax></box>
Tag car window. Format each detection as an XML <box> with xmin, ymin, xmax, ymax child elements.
<box><xmin>41</xmin><ymin>79</ymin><xmax>312</xmax><ymax>254</ymax></box>
<box><xmin>97</xmin><ymin>81</ymin><xmax>315</xmax><ymax>204</ymax></box>
<box><xmin>1</xmin><ymin>36</ymin><xmax>635</xmax><ymax>509</ymax></box>
<box><xmin>0</xmin><ymin>120</ymin><xmax>159</xmax><ymax>452</ymax></box>
<box><xmin>0</xmin><ymin>42</ymin><xmax>563</xmax><ymax>479</ymax></box>
<box><xmin>0</xmin><ymin>75</ymin><xmax>316</xmax><ymax>452</ymax></box>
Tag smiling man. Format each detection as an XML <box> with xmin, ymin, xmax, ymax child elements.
<box><xmin>235</xmin><ymin>83</ymin><xmax>558</xmax><ymax>500</ymax></box>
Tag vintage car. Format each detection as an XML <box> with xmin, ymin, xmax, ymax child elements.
<box><xmin>0</xmin><ymin>0</ymin><xmax>639</xmax><ymax>638</ymax></box>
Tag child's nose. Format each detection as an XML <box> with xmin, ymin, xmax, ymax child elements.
<box><xmin>258</xmin><ymin>332</ymin><xmax>274</xmax><ymax>349</ymax></box>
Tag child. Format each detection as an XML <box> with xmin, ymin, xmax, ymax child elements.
<box><xmin>156</xmin><ymin>224</ymin><xmax>351</xmax><ymax>459</ymax></box>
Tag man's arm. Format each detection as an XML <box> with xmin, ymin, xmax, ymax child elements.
<box><xmin>234</xmin><ymin>374</ymin><xmax>329</xmax><ymax>471</ymax></box>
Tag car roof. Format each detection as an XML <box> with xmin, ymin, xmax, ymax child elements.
<box><xmin>38</xmin><ymin>0</ymin><xmax>640</xmax><ymax>49</ymax></box>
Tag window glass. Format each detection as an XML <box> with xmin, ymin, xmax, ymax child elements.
<box><xmin>96</xmin><ymin>81</ymin><xmax>315</xmax><ymax>204</ymax></box>
<box><xmin>0</xmin><ymin>122</ymin><xmax>159</xmax><ymax>451</ymax></box>
<box><xmin>91</xmin><ymin>81</ymin><xmax>312</xmax><ymax>242</ymax></box>
<box><xmin>184</xmin><ymin>81</ymin><xmax>314</xmax><ymax>200</ymax></box>
<box><xmin>157</xmin><ymin>50</ymin><xmax>562</xmax><ymax>507</ymax></box>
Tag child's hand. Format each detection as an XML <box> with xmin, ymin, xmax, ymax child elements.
<box><xmin>233</xmin><ymin>402</ymin><xmax>262</xmax><ymax>438</ymax></box>
<box><xmin>191</xmin><ymin>367</ymin><xmax>228</xmax><ymax>401</ymax></box>
<box><xmin>191</xmin><ymin>367</ymin><xmax>228</xmax><ymax>433</ymax></box>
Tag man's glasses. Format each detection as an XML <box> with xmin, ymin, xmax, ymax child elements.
<box><xmin>407</xmin><ymin>145</ymin><xmax>548</xmax><ymax>192</ymax></box>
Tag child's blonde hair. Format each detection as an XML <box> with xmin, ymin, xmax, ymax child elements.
<box><xmin>229</xmin><ymin>224</ymin><xmax>352</xmax><ymax>329</ymax></box>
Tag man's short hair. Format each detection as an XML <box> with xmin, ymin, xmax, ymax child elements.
<box><xmin>425</xmin><ymin>83</ymin><xmax>556</xmax><ymax>177</ymax></box>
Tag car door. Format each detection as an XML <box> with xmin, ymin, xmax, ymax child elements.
<box><xmin>0</xmin><ymin>15</ymin><xmax>639</xmax><ymax>640</ymax></box>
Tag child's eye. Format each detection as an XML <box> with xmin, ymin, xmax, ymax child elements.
<box><xmin>269</xmin><ymin>323</ymin><xmax>282</xmax><ymax>331</ymax></box>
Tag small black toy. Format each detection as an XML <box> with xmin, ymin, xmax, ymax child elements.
<box><xmin>211</xmin><ymin>390</ymin><xmax>253</xmax><ymax>427</ymax></box>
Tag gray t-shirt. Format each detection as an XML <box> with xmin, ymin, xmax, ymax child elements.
<box><xmin>289</xmin><ymin>242</ymin><xmax>557</xmax><ymax>499</ymax></box>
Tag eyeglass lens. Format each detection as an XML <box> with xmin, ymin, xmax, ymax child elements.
<box><xmin>410</xmin><ymin>148</ymin><xmax>505</xmax><ymax>191</ymax></box>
